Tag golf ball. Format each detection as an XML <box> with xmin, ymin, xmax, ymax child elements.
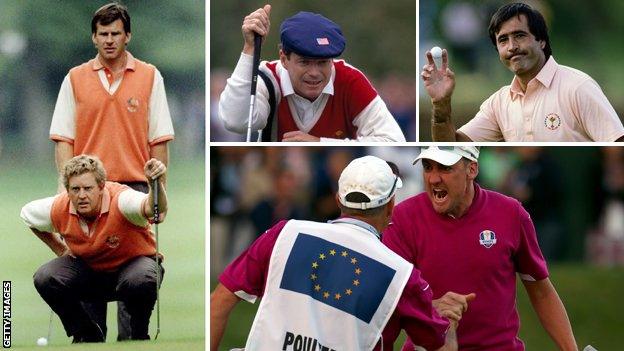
<box><xmin>430</xmin><ymin>46</ymin><xmax>443</xmax><ymax>59</ymax></box>
<box><xmin>430</xmin><ymin>46</ymin><xmax>443</xmax><ymax>68</ymax></box>
<box><xmin>36</xmin><ymin>337</ymin><xmax>48</xmax><ymax>346</ymax></box>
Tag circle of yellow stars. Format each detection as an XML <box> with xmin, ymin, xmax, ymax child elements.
<box><xmin>310</xmin><ymin>248</ymin><xmax>362</xmax><ymax>300</ymax></box>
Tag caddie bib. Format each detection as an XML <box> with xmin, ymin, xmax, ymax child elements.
<box><xmin>245</xmin><ymin>219</ymin><xmax>413</xmax><ymax>351</ymax></box>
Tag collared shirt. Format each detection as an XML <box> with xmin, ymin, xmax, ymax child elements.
<box><xmin>20</xmin><ymin>187</ymin><xmax>148</xmax><ymax>236</ymax></box>
<box><xmin>459</xmin><ymin>56</ymin><xmax>624</xmax><ymax>141</ymax></box>
<box><xmin>92</xmin><ymin>52</ymin><xmax>137</xmax><ymax>94</ymax></box>
<box><xmin>50</xmin><ymin>51</ymin><xmax>174</xmax><ymax>144</ymax></box>
<box><xmin>218</xmin><ymin>53</ymin><xmax>406</xmax><ymax>142</ymax></box>
<box><xmin>277</xmin><ymin>62</ymin><xmax>335</xmax><ymax>130</ymax></box>
<box><xmin>384</xmin><ymin>184</ymin><xmax>549</xmax><ymax>351</ymax></box>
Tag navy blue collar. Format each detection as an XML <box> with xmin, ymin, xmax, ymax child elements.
<box><xmin>328</xmin><ymin>217</ymin><xmax>381</xmax><ymax>240</ymax></box>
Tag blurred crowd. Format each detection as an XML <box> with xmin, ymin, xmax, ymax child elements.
<box><xmin>210</xmin><ymin>146</ymin><xmax>624</xmax><ymax>277</ymax></box>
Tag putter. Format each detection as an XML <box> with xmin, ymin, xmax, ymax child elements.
<box><xmin>152</xmin><ymin>177</ymin><xmax>161</xmax><ymax>340</ymax></box>
<box><xmin>246</xmin><ymin>33</ymin><xmax>262</xmax><ymax>142</ymax></box>
<box><xmin>46</xmin><ymin>308</ymin><xmax>53</xmax><ymax>342</ymax></box>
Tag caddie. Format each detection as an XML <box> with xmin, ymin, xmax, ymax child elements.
<box><xmin>211</xmin><ymin>156</ymin><xmax>466</xmax><ymax>351</ymax></box>
<box><xmin>218</xmin><ymin>5</ymin><xmax>406</xmax><ymax>142</ymax></box>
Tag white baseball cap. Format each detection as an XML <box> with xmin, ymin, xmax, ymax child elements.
<box><xmin>338</xmin><ymin>156</ymin><xmax>403</xmax><ymax>210</ymax></box>
<box><xmin>414</xmin><ymin>146</ymin><xmax>480</xmax><ymax>166</ymax></box>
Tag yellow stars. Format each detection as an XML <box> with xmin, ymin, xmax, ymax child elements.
<box><xmin>306</xmin><ymin>247</ymin><xmax>362</xmax><ymax>302</ymax></box>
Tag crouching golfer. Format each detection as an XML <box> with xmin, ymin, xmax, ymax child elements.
<box><xmin>20</xmin><ymin>155</ymin><xmax>167</xmax><ymax>343</ymax></box>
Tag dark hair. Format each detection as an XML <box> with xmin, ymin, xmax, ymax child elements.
<box><xmin>488</xmin><ymin>2</ymin><xmax>551</xmax><ymax>58</ymax></box>
<box><xmin>91</xmin><ymin>2</ymin><xmax>131</xmax><ymax>34</ymax></box>
<box><xmin>278</xmin><ymin>43</ymin><xmax>292</xmax><ymax>58</ymax></box>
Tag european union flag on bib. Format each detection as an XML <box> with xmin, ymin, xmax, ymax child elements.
<box><xmin>280</xmin><ymin>233</ymin><xmax>396</xmax><ymax>323</ymax></box>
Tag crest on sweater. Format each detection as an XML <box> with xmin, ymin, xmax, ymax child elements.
<box><xmin>127</xmin><ymin>97</ymin><xmax>139</xmax><ymax>112</ymax></box>
<box><xmin>105</xmin><ymin>235</ymin><xmax>120</xmax><ymax>248</ymax></box>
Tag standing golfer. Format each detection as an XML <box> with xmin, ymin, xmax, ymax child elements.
<box><xmin>20</xmin><ymin>155</ymin><xmax>167</xmax><ymax>343</ymax></box>
<box><xmin>49</xmin><ymin>2</ymin><xmax>174</xmax><ymax>339</ymax></box>
<box><xmin>50</xmin><ymin>2</ymin><xmax>174</xmax><ymax>187</ymax></box>
<box><xmin>218</xmin><ymin>5</ymin><xmax>406</xmax><ymax>142</ymax></box>
<box><xmin>422</xmin><ymin>2</ymin><xmax>624</xmax><ymax>142</ymax></box>
<box><xmin>383</xmin><ymin>146</ymin><xmax>578</xmax><ymax>350</ymax></box>
<box><xmin>211</xmin><ymin>156</ymin><xmax>465</xmax><ymax>351</ymax></box>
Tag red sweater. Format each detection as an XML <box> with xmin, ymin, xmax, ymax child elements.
<box><xmin>264</xmin><ymin>60</ymin><xmax>378</xmax><ymax>140</ymax></box>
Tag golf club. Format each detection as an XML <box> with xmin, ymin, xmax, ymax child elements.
<box><xmin>42</xmin><ymin>234</ymin><xmax>66</xmax><ymax>345</ymax></box>
<box><xmin>152</xmin><ymin>177</ymin><xmax>161</xmax><ymax>340</ymax></box>
<box><xmin>246</xmin><ymin>33</ymin><xmax>262</xmax><ymax>142</ymax></box>
<box><xmin>46</xmin><ymin>308</ymin><xmax>53</xmax><ymax>342</ymax></box>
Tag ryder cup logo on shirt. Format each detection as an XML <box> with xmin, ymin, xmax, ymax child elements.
<box><xmin>479</xmin><ymin>230</ymin><xmax>497</xmax><ymax>248</ymax></box>
<box><xmin>127</xmin><ymin>97</ymin><xmax>139</xmax><ymax>113</ymax></box>
<box><xmin>544</xmin><ymin>113</ymin><xmax>561</xmax><ymax>130</ymax></box>
<box><xmin>105</xmin><ymin>234</ymin><xmax>120</xmax><ymax>248</ymax></box>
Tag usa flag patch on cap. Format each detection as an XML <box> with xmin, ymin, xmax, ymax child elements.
<box><xmin>316</xmin><ymin>37</ymin><xmax>330</xmax><ymax>45</ymax></box>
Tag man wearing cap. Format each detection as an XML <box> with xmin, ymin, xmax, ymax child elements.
<box><xmin>382</xmin><ymin>146</ymin><xmax>579</xmax><ymax>350</ymax></box>
<box><xmin>211</xmin><ymin>156</ymin><xmax>463</xmax><ymax>351</ymax></box>
<box><xmin>218</xmin><ymin>4</ymin><xmax>406</xmax><ymax>142</ymax></box>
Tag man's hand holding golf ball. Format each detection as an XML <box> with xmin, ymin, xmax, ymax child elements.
<box><xmin>421</xmin><ymin>46</ymin><xmax>455</xmax><ymax>103</ymax></box>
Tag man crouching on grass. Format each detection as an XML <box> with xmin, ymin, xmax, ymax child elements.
<box><xmin>20</xmin><ymin>155</ymin><xmax>167</xmax><ymax>343</ymax></box>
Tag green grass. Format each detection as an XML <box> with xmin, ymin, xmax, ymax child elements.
<box><xmin>1</xmin><ymin>158</ymin><xmax>205</xmax><ymax>349</ymax></box>
<box><xmin>212</xmin><ymin>264</ymin><xmax>624</xmax><ymax>350</ymax></box>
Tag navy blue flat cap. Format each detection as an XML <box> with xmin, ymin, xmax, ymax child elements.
<box><xmin>280</xmin><ymin>11</ymin><xmax>345</xmax><ymax>58</ymax></box>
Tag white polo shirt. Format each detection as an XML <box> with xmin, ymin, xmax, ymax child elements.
<box><xmin>459</xmin><ymin>56</ymin><xmax>624</xmax><ymax>141</ymax></box>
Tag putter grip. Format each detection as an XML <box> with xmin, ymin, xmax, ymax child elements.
<box><xmin>152</xmin><ymin>178</ymin><xmax>159</xmax><ymax>223</ymax></box>
<box><xmin>250</xmin><ymin>33</ymin><xmax>262</xmax><ymax>96</ymax></box>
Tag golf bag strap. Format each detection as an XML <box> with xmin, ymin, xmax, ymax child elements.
<box><xmin>258</xmin><ymin>69</ymin><xmax>277</xmax><ymax>142</ymax></box>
